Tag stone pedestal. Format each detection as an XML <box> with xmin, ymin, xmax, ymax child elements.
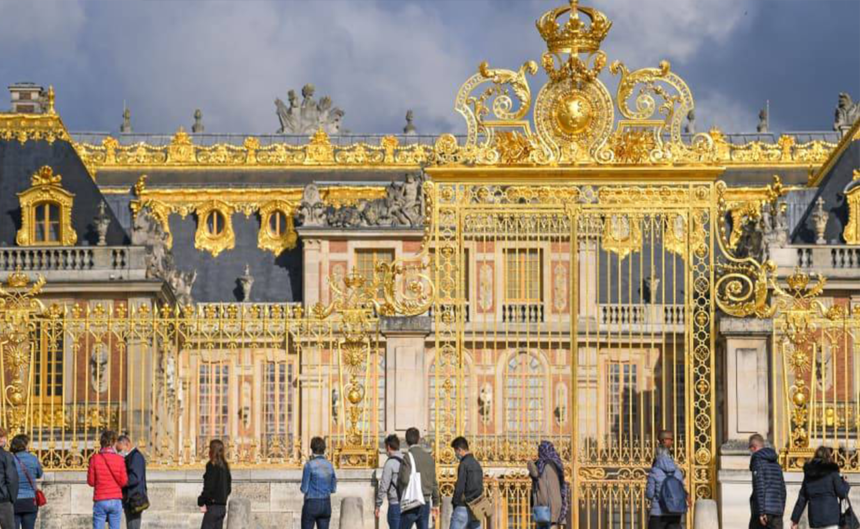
<box><xmin>226</xmin><ymin>497</ymin><xmax>251</xmax><ymax>529</ymax></box>
<box><xmin>383</xmin><ymin>316</ymin><xmax>431</xmax><ymax>433</ymax></box>
<box><xmin>339</xmin><ymin>497</ymin><xmax>364</xmax><ymax>529</ymax></box>
<box><xmin>720</xmin><ymin>317</ymin><xmax>772</xmax><ymax>444</ymax></box>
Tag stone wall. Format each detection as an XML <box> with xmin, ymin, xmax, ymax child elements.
<box><xmin>38</xmin><ymin>468</ymin><xmax>376</xmax><ymax>529</ymax></box>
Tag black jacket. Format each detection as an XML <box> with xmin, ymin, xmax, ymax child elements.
<box><xmin>197</xmin><ymin>462</ymin><xmax>232</xmax><ymax>506</ymax></box>
<box><xmin>0</xmin><ymin>448</ymin><xmax>19</xmax><ymax>504</ymax></box>
<box><xmin>790</xmin><ymin>459</ymin><xmax>850</xmax><ymax>528</ymax></box>
<box><xmin>452</xmin><ymin>453</ymin><xmax>483</xmax><ymax>508</ymax></box>
<box><xmin>750</xmin><ymin>447</ymin><xmax>786</xmax><ymax>517</ymax></box>
<box><xmin>122</xmin><ymin>448</ymin><xmax>147</xmax><ymax>506</ymax></box>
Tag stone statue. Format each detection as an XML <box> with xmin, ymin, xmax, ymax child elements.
<box><xmin>812</xmin><ymin>197</ymin><xmax>829</xmax><ymax>244</ymax></box>
<box><xmin>756</xmin><ymin>108</ymin><xmax>768</xmax><ymax>133</ymax></box>
<box><xmin>94</xmin><ymin>201</ymin><xmax>110</xmax><ymax>246</ymax></box>
<box><xmin>404</xmin><ymin>110</ymin><xmax>417</xmax><ymax>135</ymax></box>
<box><xmin>120</xmin><ymin>107</ymin><xmax>132</xmax><ymax>133</ymax></box>
<box><xmin>297</xmin><ymin>183</ymin><xmax>327</xmax><ymax>227</ymax></box>
<box><xmin>331</xmin><ymin>388</ymin><xmax>340</xmax><ymax>424</ymax></box>
<box><xmin>90</xmin><ymin>343</ymin><xmax>109</xmax><ymax>394</ymax></box>
<box><xmin>132</xmin><ymin>206</ymin><xmax>198</xmax><ymax>305</ymax></box>
<box><xmin>834</xmin><ymin>93</ymin><xmax>860</xmax><ymax>134</ymax></box>
<box><xmin>684</xmin><ymin>109</ymin><xmax>695</xmax><ymax>134</ymax></box>
<box><xmin>478</xmin><ymin>384</ymin><xmax>492</xmax><ymax>425</ymax></box>
<box><xmin>192</xmin><ymin>109</ymin><xmax>204</xmax><ymax>133</ymax></box>
<box><xmin>641</xmin><ymin>274</ymin><xmax>660</xmax><ymax>304</ymax></box>
<box><xmin>388</xmin><ymin>173</ymin><xmax>425</xmax><ymax>227</ymax></box>
<box><xmin>275</xmin><ymin>83</ymin><xmax>344</xmax><ymax>135</ymax></box>
<box><xmin>238</xmin><ymin>264</ymin><xmax>254</xmax><ymax>302</ymax></box>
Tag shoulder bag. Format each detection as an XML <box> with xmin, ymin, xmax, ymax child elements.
<box><xmin>15</xmin><ymin>455</ymin><xmax>46</xmax><ymax>508</ymax></box>
<box><xmin>102</xmin><ymin>453</ymin><xmax>149</xmax><ymax>514</ymax></box>
<box><xmin>400</xmin><ymin>452</ymin><xmax>426</xmax><ymax>512</ymax></box>
<box><xmin>531</xmin><ymin>464</ymin><xmax>552</xmax><ymax>525</ymax></box>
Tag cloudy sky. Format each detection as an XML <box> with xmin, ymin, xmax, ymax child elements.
<box><xmin>1</xmin><ymin>0</ymin><xmax>857</xmax><ymax>136</ymax></box>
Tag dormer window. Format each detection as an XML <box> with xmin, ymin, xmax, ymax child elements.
<box><xmin>258</xmin><ymin>201</ymin><xmax>297</xmax><ymax>255</ymax></box>
<box><xmin>194</xmin><ymin>201</ymin><xmax>234</xmax><ymax>257</ymax></box>
<box><xmin>16</xmin><ymin>166</ymin><xmax>76</xmax><ymax>247</ymax></box>
<box><xmin>34</xmin><ymin>202</ymin><xmax>61</xmax><ymax>243</ymax></box>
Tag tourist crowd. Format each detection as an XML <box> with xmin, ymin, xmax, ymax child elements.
<box><xmin>0</xmin><ymin>426</ymin><xmax>852</xmax><ymax>529</ymax></box>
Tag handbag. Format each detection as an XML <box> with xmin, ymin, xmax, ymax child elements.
<box><xmin>841</xmin><ymin>497</ymin><xmax>860</xmax><ymax>529</ymax></box>
<box><xmin>532</xmin><ymin>505</ymin><xmax>552</xmax><ymax>524</ymax></box>
<box><xmin>467</xmin><ymin>493</ymin><xmax>493</xmax><ymax>521</ymax></box>
<box><xmin>101</xmin><ymin>453</ymin><xmax>149</xmax><ymax>513</ymax></box>
<box><xmin>400</xmin><ymin>452</ymin><xmax>426</xmax><ymax>512</ymax></box>
<box><xmin>15</xmin><ymin>455</ymin><xmax>46</xmax><ymax>508</ymax></box>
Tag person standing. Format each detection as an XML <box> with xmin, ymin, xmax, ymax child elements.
<box><xmin>375</xmin><ymin>434</ymin><xmax>403</xmax><ymax>529</ymax></box>
<box><xmin>0</xmin><ymin>429</ymin><xmax>19</xmax><ymax>529</ymax></box>
<box><xmin>790</xmin><ymin>446</ymin><xmax>849</xmax><ymax>529</ymax></box>
<box><xmin>527</xmin><ymin>441</ymin><xmax>570</xmax><ymax>528</ymax></box>
<box><xmin>398</xmin><ymin>428</ymin><xmax>440</xmax><ymax>529</ymax></box>
<box><xmin>116</xmin><ymin>435</ymin><xmax>147</xmax><ymax>529</ymax></box>
<box><xmin>10</xmin><ymin>434</ymin><xmax>42</xmax><ymax>529</ymax></box>
<box><xmin>300</xmin><ymin>437</ymin><xmax>337</xmax><ymax>529</ymax></box>
<box><xmin>87</xmin><ymin>430</ymin><xmax>128</xmax><ymax>529</ymax></box>
<box><xmin>197</xmin><ymin>439</ymin><xmax>232</xmax><ymax>529</ymax></box>
<box><xmin>645</xmin><ymin>430</ymin><xmax>688</xmax><ymax>529</ymax></box>
<box><xmin>748</xmin><ymin>434</ymin><xmax>786</xmax><ymax>529</ymax></box>
<box><xmin>450</xmin><ymin>437</ymin><xmax>483</xmax><ymax>529</ymax></box>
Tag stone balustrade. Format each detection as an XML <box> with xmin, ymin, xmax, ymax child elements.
<box><xmin>773</xmin><ymin>245</ymin><xmax>860</xmax><ymax>280</ymax></box>
<box><xmin>0</xmin><ymin>246</ymin><xmax>147</xmax><ymax>282</ymax></box>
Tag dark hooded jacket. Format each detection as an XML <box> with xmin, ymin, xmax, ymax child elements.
<box><xmin>749</xmin><ymin>447</ymin><xmax>786</xmax><ymax>517</ymax></box>
<box><xmin>790</xmin><ymin>458</ymin><xmax>850</xmax><ymax>528</ymax></box>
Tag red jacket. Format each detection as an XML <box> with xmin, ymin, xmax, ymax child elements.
<box><xmin>87</xmin><ymin>448</ymin><xmax>128</xmax><ymax>501</ymax></box>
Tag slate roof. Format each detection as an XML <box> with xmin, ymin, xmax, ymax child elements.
<box><xmin>0</xmin><ymin>137</ymin><xmax>128</xmax><ymax>247</ymax></box>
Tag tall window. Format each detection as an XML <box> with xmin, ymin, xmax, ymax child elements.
<box><xmin>505</xmin><ymin>249</ymin><xmax>542</xmax><ymax>301</ymax></box>
<box><xmin>608</xmin><ymin>361</ymin><xmax>638</xmax><ymax>438</ymax></box>
<box><xmin>33</xmin><ymin>326</ymin><xmax>63</xmax><ymax>402</ymax></box>
<box><xmin>505</xmin><ymin>352</ymin><xmax>544</xmax><ymax>433</ymax></box>
<box><xmin>264</xmin><ymin>362</ymin><xmax>294</xmax><ymax>438</ymax></box>
<box><xmin>356</xmin><ymin>249</ymin><xmax>394</xmax><ymax>297</ymax></box>
<box><xmin>199</xmin><ymin>364</ymin><xmax>230</xmax><ymax>440</ymax></box>
<box><xmin>33</xmin><ymin>202</ymin><xmax>60</xmax><ymax>243</ymax></box>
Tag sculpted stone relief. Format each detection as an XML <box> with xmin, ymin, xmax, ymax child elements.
<box><xmin>478</xmin><ymin>262</ymin><xmax>494</xmax><ymax>313</ymax></box>
<box><xmin>298</xmin><ymin>173</ymin><xmax>427</xmax><ymax>229</ymax></box>
<box><xmin>131</xmin><ymin>207</ymin><xmax>198</xmax><ymax>305</ymax></box>
<box><xmin>275</xmin><ymin>84</ymin><xmax>345</xmax><ymax>135</ymax></box>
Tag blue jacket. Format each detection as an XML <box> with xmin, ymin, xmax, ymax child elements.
<box><xmin>645</xmin><ymin>452</ymin><xmax>685</xmax><ymax>517</ymax></box>
<box><xmin>13</xmin><ymin>452</ymin><xmax>42</xmax><ymax>500</ymax></box>
<box><xmin>791</xmin><ymin>459</ymin><xmax>850</xmax><ymax>528</ymax></box>
<box><xmin>301</xmin><ymin>456</ymin><xmax>336</xmax><ymax>500</ymax></box>
<box><xmin>750</xmin><ymin>447</ymin><xmax>786</xmax><ymax>517</ymax></box>
<box><xmin>122</xmin><ymin>448</ymin><xmax>147</xmax><ymax>506</ymax></box>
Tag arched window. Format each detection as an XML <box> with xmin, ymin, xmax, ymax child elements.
<box><xmin>429</xmin><ymin>358</ymin><xmax>470</xmax><ymax>434</ymax></box>
<box><xmin>16</xmin><ymin>166</ymin><xmax>76</xmax><ymax>247</ymax></box>
<box><xmin>505</xmin><ymin>351</ymin><xmax>544</xmax><ymax>433</ymax></box>
<box><xmin>268</xmin><ymin>210</ymin><xmax>288</xmax><ymax>236</ymax></box>
<box><xmin>205</xmin><ymin>210</ymin><xmax>225</xmax><ymax>236</ymax></box>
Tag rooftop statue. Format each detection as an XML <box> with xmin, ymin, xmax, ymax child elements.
<box><xmin>834</xmin><ymin>92</ymin><xmax>860</xmax><ymax>134</ymax></box>
<box><xmin>275</xmin><ymin>84</ymin><xmax>344</xmax><ymax>135</ymax></box>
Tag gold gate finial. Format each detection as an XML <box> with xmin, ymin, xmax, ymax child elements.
<box><xmin>536</xmin><ymin>0</ymin><xmax>612</xmax><ymax>55</ymax></box>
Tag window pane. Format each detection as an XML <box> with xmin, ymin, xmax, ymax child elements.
<box><xmin>269</xmin><ymin>211</ymin><xmax>287</xmax><ymax>236</ymax></box>
<box><xmin>206</xmin><ymin>211</ymin><xmax>224</xmax><ymax>235</ymax></box>
<box><xmin>356</xmin><ymin>249</ymin><xmax>394</xmax><ymax>297</ymax></box>
<box><xmin>505</xmin><ymin>352</ymin><xmax>543</xmax><ymax>432</ymax></box>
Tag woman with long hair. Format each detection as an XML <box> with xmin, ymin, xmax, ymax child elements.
<box><xmin>791</xmin><ymin>446</ymin><xmax>850</xmax><ymax>529</ymax></box>
<box><xmin>197</xmin><ymin>440</ymin><xmax>232</xmax><ymax>529</ymax></box>
<box><xmin>10</xmin><ymin>434</ymin><xmax>42</xmax><ymax>529</ymax></box>
<box><xmin>527</xmin><ymin>441</ymin><xmax>570</xmax><ymax>528</ymax></box>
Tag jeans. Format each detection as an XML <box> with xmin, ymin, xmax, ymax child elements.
<box><xmin>14</xmin><ymin>512</ymin><xmax>36</xmax><ymax>529</ymax></box>
<box><xmin>386</xmin><ymin>503</ymin><xmax>401</xmax><ymax>529</ymax></box>
<box><xmin>201</xmin><ymin>504</ymin><xmax>226</xmax><ymax>529</ymax></box>
<box><xmin>450</xmin><ymin>506</ymin><xmax>481</xmax><ymax>529</ymax></box>
<box><xmin>301</xmin><ymin>498</ymin><xmax>332</xmax><ymax>529</ymax></box>
<box><xmin>400</xmin><ymin>503</ymin><xmax>430</xmax><ymax>529</ymax></box>
<box><xmin>749</xmin><ymin>514</ymin><xmax>784</xmax><ymax>529</ymax></box>
<box><xmin>647</xmin><ymin>515</ymin><xmax>682</xmax><ymax>529</ymax></box>
<box><xmin>125</xmin><ymin>509</ymin><xmax>142</xmax><ymax>529</ymax></box>
<box><xmin>93</xmin><ymin>499</ymin><xmax>123</xmax><ymax>529</ymax></box>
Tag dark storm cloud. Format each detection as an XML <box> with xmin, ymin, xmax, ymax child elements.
<box><xmin>0</xmin><ymin>0</ymin><xmax>856</xmax><ymax>135</ymax></box>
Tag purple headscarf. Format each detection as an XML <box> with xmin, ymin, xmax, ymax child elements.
<box><xmin>535</xmin><ymin>440</ymin><xmax>571</xmax><ymax>523</ymax></box>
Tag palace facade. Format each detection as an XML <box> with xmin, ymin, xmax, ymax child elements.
<box><xmin>1</xmin><ymin>2</ymin><xmax>859</xmax><ymax>528</ymax></box>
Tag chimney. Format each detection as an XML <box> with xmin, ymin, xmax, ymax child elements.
<box><xmin>8</xmin><ymin>82</ymin><xmax>48</xmax><ymax>114</ymax></box>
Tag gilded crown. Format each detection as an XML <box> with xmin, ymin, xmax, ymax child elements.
<box><xmin>536</xmin><ymin>0</ymin><xmax>612</xmax><ymax>55</ymax></box>
<box><xmin>5</xmin><ymin>270</ymin><xmax>31</xmax><ymax>289</ymax></box>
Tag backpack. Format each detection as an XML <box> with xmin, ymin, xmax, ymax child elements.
<box><xmin>387</xmin><ymin>456</ymin><xmax>404</xmax><ymax>498</ymax></box>
<box><xmin>659</xmin><ymin>473</ymin><xmax>688</xmax><ymax>515</ymax></box>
